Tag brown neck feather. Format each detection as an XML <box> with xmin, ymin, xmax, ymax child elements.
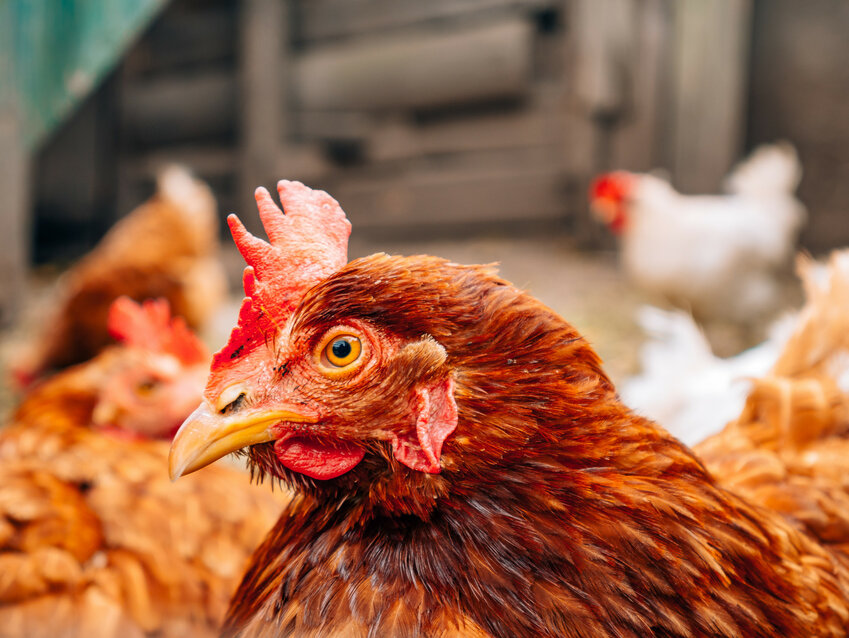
<box><xmin>228</xmin><ymin>255</ymin><xmax>849</xmax><ymax>635</ymax></box>
<box><xmin>229</xmin><ymin>412</ymin><xmax>847</xmax><ymax>636</ymax></box>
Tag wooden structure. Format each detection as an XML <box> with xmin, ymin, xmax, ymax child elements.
<box><xmin>16</xmin><ymin>0</ymin><xmax>849</xmax><ymax>330</ymax></box>
<box><xmin>746</xmin><ymin>0</ymin><xmax>849</xmax><ymax>251</ymax></box>
<box><xmin>36</xmin><ymin>0</ymin><xmax>849</xmax><ymax>267</ymax></box>
<box><xmin>79</xmin><ymin>0</ymin><xmax>753</xmax><ymax>244</ymax></box>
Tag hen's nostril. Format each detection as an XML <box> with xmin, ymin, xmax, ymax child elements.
<box><xmin>219</xmin><ymin>393</ymin><xmax>247</xmax><ymax>415</ymax></box>
<box><xmin>216</xmin><ymin>383</ymin><xmax>249</xmax><ymax>412</ymax></box>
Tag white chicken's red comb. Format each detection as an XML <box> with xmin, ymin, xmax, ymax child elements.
<box><xmin>108</xmin><ymin>297</ymin><xmax>208</xmax><ymax>365</ymax></box>
<box><xmin>210</xmin><ymin>180</ymin><xmax>351</xmax><ymax>372</ymax></box>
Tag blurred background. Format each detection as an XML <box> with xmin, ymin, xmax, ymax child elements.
<box><xmin>4</xmin><ymin>5</ymin><xmax>849</xmax><ymax>632</ymax></box>
<box><xmin>2</xmin><ymin>0</ymin><xmax>849</xmax><ymax>390</ymax></box>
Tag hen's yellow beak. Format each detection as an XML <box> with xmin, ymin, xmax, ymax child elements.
<box><xmin>168</xmin><ymin>403</ymin><xmax>314</xmax><ymax>480</ymax></box>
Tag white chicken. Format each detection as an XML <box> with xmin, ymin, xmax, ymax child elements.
<box><xmin>590</xmin><ymin>143</ymin><xmax>806</xmax><ymax>327</ymax></box>
<box><xmin>621</xmin><ymin>305</ymin><xmax>794</xmax><ymax>446</ymax></box>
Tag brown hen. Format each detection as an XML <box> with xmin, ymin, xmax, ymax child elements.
<box><xmin>12</xmin><ymin>165</ymin><xmax>227</xmax><ymax>386</ymax></box>
<box><xmin>171</xmin><ymin>182</ymin><xmax>849</xmax><ymax>637</ymax></box>
<box><xmin>0</xmin><ymin>299</ymin><xmax>285</xmax><ymax>638</ymax></box>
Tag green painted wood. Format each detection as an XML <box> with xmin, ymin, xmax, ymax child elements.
<box><xmin>2</xmin><ymin>0</ymin><xmax>169</xmax><ymax>149</ymax></box>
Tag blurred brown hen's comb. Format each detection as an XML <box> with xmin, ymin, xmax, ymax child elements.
<box><xmin>211</xmin><ymin>180</ymin><xmax>352</xmax><ymax>371</ymax></box>
<box><xmin>108</xmin><ymin>297</ymin><xmax>209</xmax><ymax>365</ymax></box>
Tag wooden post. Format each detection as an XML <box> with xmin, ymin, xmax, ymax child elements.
<box><xmin>670</xmin><ymin>0</ymin><xmax>753</xmax><ymax>193</ymax></box>
<box><xmin>567</xmin><ymin>0</ymin><xmax>636</xmax><ymax>246</ymax></box>
<box><xmin>0</xmin><ymin>0</ymin><xmax>29</xmax><ymax>325</ymax></box>
<box><xmin>238</xmin><ymin>0</ymin><xmax>287</xmax><ymax>231</ymax></box>
<box><xmin>0</xmin><ymin>106</ymin><xmax>30</xmax><ymax>326</ymax></box>
<box><xmin>610</xmin><ymin>0</ymin><xmax>674</xmax><ymax>172</ymax></box>
<box><xmin>572</xmin><ymin>0</ymin><xmax>636</xmax><ymax>121</ymax></box>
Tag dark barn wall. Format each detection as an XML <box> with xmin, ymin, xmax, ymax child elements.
<box><xmin>746</xmin><ymin>0</ymin><xmax>849</xmax><ymax>252</ymax></box>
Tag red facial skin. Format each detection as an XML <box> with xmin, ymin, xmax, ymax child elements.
<box><xmin>92</xmin><ymin>349</ymin><xmax>210</xmax><ymax>439</ymax></box>
<box><xmin>589</xmin><ymin>172</ymin><xmax>635</xmax><ymax>234</ymax></box>
<box><xmin>214</xmin><ymin>313</ymin><xmax>456</xmax><ymax>483</ymax></box>
<box><xmin>91</xmin><ymin>297</ymin><xmax>210</xmax><ymax>439</ymax></box>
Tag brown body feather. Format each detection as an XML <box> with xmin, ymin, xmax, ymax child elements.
<box><xmin>697</xmin><ymin>252</ymin><xmax>849</xmax><ymax>554</ymax></box>
<box><xmin>0</xmin><ymin>351</ymin><xmax>285</xmax><ymax>637</ymax></box>
<box><xmin>220</xmin><ymin>254</ymin><xmax>849</xmax><ymax>637</ymax></box>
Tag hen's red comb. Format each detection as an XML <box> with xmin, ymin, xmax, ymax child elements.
<box><xmin>210</xmin><ymin>180</ymin><xmax>351</xmax><ymax>373</ymax></box>
<box><xmin>108</xmin><ymin>297</ymin><xmax>209</xmax><ymax>365</ymax></box>
<box><xmin>590</xmin><ymin>171</ymin><xmax>634</xmax><ymax>204</ymax></box>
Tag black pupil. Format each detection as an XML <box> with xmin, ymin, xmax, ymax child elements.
<box><xmin>331</xmin><ymin>339</ymin><xmax>352</xmax><ymax>359</ymax></box>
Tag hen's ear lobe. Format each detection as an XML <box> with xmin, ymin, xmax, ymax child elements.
<box><xmin>392</xmin><ymin>377</ymin><xmax>457</xmax><ymax>474</ymax></box>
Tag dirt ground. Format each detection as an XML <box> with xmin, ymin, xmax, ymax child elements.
<box><xmin>0</xmin><ymin>234</ymin><xmax>649</xmax><ymax>420</ymax></box>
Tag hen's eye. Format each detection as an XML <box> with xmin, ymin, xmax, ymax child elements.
<box><xmin>136</xmin><ymin>379</ymin><xmax>158</xmax><ymax>396</ymax></box>
<box><xmin>324</xmin><ymin>336</ymin><xmax>361</xmax><ymax>367</ymax></box>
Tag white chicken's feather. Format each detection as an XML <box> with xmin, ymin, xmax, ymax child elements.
<box><xmin>622</xmin><ymin>306</ymin><xmax>795</xmax><ymax>446</ymax></box>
